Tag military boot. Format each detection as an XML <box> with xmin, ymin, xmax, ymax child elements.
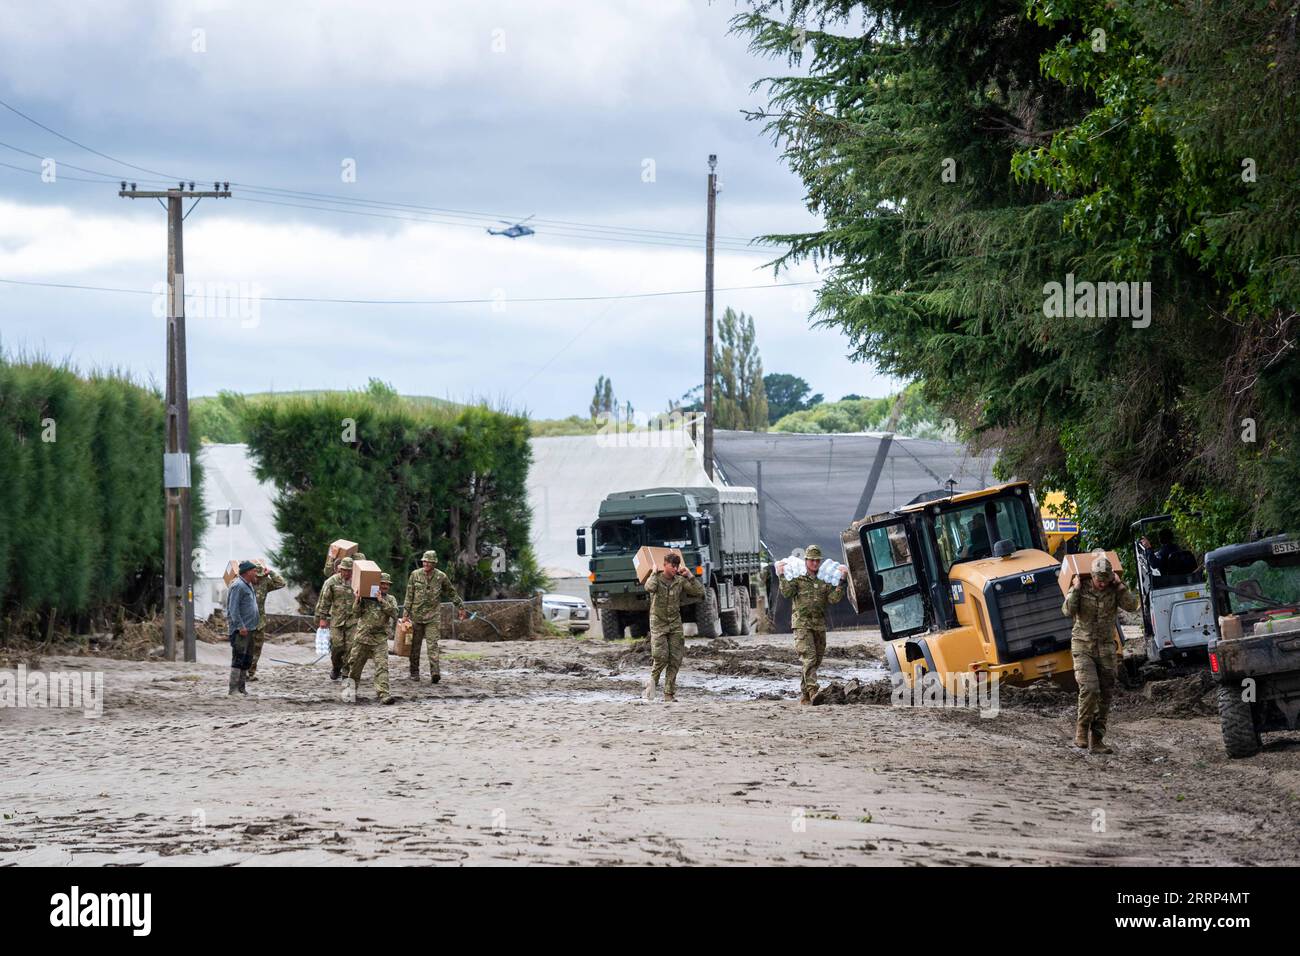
<box><xmin>430</xmin><ymin>673</ymin><xmax>441</xmax><ymax>684</ymax></box>
<box><xmin>379</xmin><ymin>694</ymin><xmax>397</xmax><ymax>706</ymax></box>
<box><xmin>228</xmin><ymin>668</ymin><xmax>241</xmax><ymax>697</ymax></box>
<box><xmin>1089</xmin><ymin>730</ymin><xmax>1114</xmax><ymax>754</ymax></box>
<box><xmin>330</xmin><ymin>664</ymin><xmax>341</xmax><ymax>681</ymax></box>
<box><xmin>798</xmin><ymin>688</ymin><xmax>812</xmax><ymax>706</ymax></box>
<box><xmin>1072</xmin><ymin>721</ymin><xmax>1089</xmax><ymax>749</ymax></box>
<box><xmin>642</xmin><ymin>679</ymin><xmax>657</xmax><ymax>702</ymax></box>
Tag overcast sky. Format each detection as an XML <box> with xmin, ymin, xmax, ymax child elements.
<box><xmin>0</xmin><ymin>0</ymin><xmax>899</xmax><ymax>419</ymax></box>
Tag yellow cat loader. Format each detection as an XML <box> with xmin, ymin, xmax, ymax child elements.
<box><xmin>841</xmin><ymin>481</ymin><xmax>1118</xmax><ymax>688</ymax></box>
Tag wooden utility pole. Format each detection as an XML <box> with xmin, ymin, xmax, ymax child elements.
<box><xmin>120</xmin><ymin>181</ymin><xmax>231</xmax><ymax>662</ymax></box>
<box><xmin>704</xmin><ymin>154</ymin><xmax>717</xmax><ymax>480</ymax></box>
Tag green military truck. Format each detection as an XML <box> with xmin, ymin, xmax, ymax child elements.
<box><xmin>577</xmin><ymin>486</ymin><xmax>762</xmax><ymax>640</ymax></box>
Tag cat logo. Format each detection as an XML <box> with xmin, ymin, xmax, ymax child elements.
<box><xmin>1020</xmin><ymin>573</ymin><xmax>1036</xmax><ymax>587</ymax></box>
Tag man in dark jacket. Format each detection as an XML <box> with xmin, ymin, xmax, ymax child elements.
<box><xmin>226</xmin><ymin>560</ymin><xmax>260</xmax><ymax>697</ymax></box>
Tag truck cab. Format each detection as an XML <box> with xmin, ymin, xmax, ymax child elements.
<box><xmin>843</xmin><ymin>481</ymin><xmax>1113</xmax><ymax>688</ymax></box>
<box><xmin>578</xmin><ymin>486</ymin><xmax>761</xmax><ymax>641</ymax></box>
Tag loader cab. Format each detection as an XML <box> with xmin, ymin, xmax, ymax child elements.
<box><xmin>851</xmin><ymin>482</ymin><xmax>1074</xmax><ymax>686</ymax></box>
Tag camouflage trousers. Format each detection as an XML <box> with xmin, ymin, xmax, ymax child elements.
<box><xmin>409</xmin><ymin>621</ymin><xmax>441</xmax><ymax>677</ymax></box>
<box><xmin>347</xmin><ymin>639</ymin><xmax>390</xmax><ymax>700</ymax></box>
<box><xmin>649</xmin><ymin>628</ymin><xmax>685</xmax><ymax>696</ymax></box>
<box><xmin>330</xmin><ymin>624</ymin><xmax>354</xmax><ymax>674</ymax></box>
<box><xmin>247</xmin><ymin>629</ymin><xmax>267</xmax><ymax>677</ymax></box>
<box><xmin>1072</xmin><ymin>639</ymin><xmax>1117</xmax><ymax>738</ymax></box>
<box><xmin>795</xmin><ymin>628</ymin><xmax>827</xmax><ymax>698</ymax></box>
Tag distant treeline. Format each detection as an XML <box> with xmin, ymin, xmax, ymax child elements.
<box><xmin>0</xmin><ymin>356</ymin><xmax>205</xmax><ymax>638</ymax></box>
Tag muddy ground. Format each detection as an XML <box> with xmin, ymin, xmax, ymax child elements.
<box><xmin>2</xmin><ymin>627</ymin><xmax>1298</xmax><ymax>866</ymax></box>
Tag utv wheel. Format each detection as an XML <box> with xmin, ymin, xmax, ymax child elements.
<box><xmin>1217</xmin><ymin>684</ymin><xmax>1261</xmax><ymax>758</ymax></box>
<box><xmin>696</xmin><ymin>587</ymin><xmax>722</xmax><ymax>639</ymax></box>
<box><xmin>736</xmin><ymin>587</ymin><xmax>751</xmax><ymax>636</ymax></box>
<box><xmin>600</xmin><ymin>610</ymin><xmax>623</xmax><ymax>641</ymax></box>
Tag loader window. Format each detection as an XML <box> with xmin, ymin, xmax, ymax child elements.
<box><xmin>937</xmin><ymin>496</ymin><xmax>1036</xmax><ymax>571</ymax></box>
<box><xmin>865</xmin><ymin>523</ymin><xmax>917</xmax><ymax>594</ymax></box>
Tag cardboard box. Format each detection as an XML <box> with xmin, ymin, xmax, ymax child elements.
<box><xmin>393</xmin><ymin>618</ymin><xmax>412</xmax><ymax>657</ymax></box>
<box><xmin>1059</xmin><ymin>550</ymin><xmax>1124</xmax><ymax>596</ymax></box>
<box><xmin>327</xmin><ymin>539</ymin><xmax>358</xmax><ymax>566</ymax></box>
<box><xmin>1218</xmin><ymin>615</ymin><xmax>1244</xmax><ymax>641</ymax></box>
<box><xmin>223</xmin><ymin>559</ymin><xmax>241</xmax><ymax>587</ymax></box>
<box><xmin>633</xmin><ymin>546</ymin><xmax>684</xmax><ymax>585</ymax></box>
<box><xmin>351</xmin><ymin>559</ymin><xmax>383</xmax><ymax>600</ymax></box>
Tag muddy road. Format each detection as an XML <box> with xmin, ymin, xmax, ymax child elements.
<box><xmin>2</xmin><ymin>629</ymin><xmax>1298</xmax><ymax>866</ymax></box>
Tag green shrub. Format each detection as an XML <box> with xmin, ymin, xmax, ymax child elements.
<box><xmin>0</xmin><ymin>355</ymin><xmax>205</xmax><ymax>635</ymax></box>
<box><xmin>242</xmin><ymin>392</ymin><xmax>542</xmax><ymax>600</ymax></box>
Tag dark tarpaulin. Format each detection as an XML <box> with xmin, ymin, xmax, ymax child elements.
<box><xmin>713</xmin><ymin>430</ymin><xmax>998</xmax><ymax>631</ymax></box>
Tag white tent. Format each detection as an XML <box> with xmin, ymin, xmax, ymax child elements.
<box><xmin>527</xmin><ymin>426</ymin><xmax>712</xmax><ymax>581</ymax></box>
<box><xmin>194</xmin><ymin>444</ymin><xmax>302</xmax><ymax>619</ymax></box>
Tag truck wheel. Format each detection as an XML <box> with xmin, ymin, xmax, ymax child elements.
<box><xmin>629</xmin><ymin>614</ymin><xmax>649</xmax><ymax>639</ymax></box>
<box><xmin>720</xmin><ymin>590</ymin><xmax>741</xmax><ymax>636</ymax></box>
<box><xmin>1217</xmin><ymin>684</ymin><xmax>1261</xmax><ymax>758</ymax></box>
<box><xmin>736</xmin><ymin>587</ymin><xmax>751</xmax><ymax>635</ymax></box>
<box><xmin>600</xmin><ymin>610</ymin><xmax>623</xmax><ymax>641</ymax></box>
<box><xmin>696</xmin><ymin>587</ymin><xmax>722</xmax><ymax>639</ymax></box>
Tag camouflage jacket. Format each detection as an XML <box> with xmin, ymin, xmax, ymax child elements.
<box><xmin>1062</xmin><ymin>581</ymin><xmax>1138</xmax><ymax>651</ymax></box>
<box><xmin>644</xmin><ymin>570</ymin><xmax>704</xmax><ymax>633</ymax></box>
<box><xmin>315</xmin><ymin>573</ymin><xmax>359</xmax><ymax>629</ymax></box>
<box><xmin>252</xmin><ymin>569</ymin><xmax>286</xmax><ymax>630</ymax></box>
<box><xmin>353</xmin><ymin>594</ymin><xmax>399</xmax><ymax>645</ymax></box>
<box><xmin>404</xmin><ymin>567</ymin><xmax>464</xmax><ymax>624</ymax></box>
<box><xmin>779</xmin><ymin>573</ymin><xmax>845</xmax><ymax>632</ymax></box>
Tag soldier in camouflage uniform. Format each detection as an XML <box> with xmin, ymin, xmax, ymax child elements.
<box><xmin>343</xmin><ymin>572</ymin><xmax>398</xmax><ymax>705</ymax></box>
<box><xmin>642</xmin><ymin>553</ymin><xmax>704</xmax><ymax>701</ymax></box>
<box><xmin>322</xmin><ymin>550</ymin><xmax>364</xmax><ymax>580</ymax></box>
<box><xmin>1062</xmin><ymin>553</ymin><xmax>1138</xmax><ymax>753</ymax></box>
<box><xmin>316</xmin><ymin>556</ymin><xmax>360</xmax><ymax>681</ymax></box>
<box><xmin>777</xmin><ymin>545</ymin><xmax>845</xmax><ymax>704</ymax></box>
<box><xmin>246</xmin><ymin>561</ymin><xmax>286</xmax><ymax>681</ymax></box>
<box><xmin>402</xmin><ymin>549</ymin><xmax>467</xmax><ymax>683</ymax></box>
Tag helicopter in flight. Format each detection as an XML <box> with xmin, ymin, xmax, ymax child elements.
<box><xmin>486</xmin><ymin>215</ymin><xmax>536</xmax><ymax>238</ymax></box>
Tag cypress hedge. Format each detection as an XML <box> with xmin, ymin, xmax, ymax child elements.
<box><xmin>0</xmin><ymin>355</ymin><xmax>205</xmax><ymax>637</ymax></box>
<box><xmin>242</xmin><ymin>391</ymin><xmax>542</xmax><ymax>600</ymax></box>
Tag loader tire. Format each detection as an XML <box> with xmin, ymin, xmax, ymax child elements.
<box><xmin>1217</xmin><ymin>684</ymin><xmax>1261</xmax><ymax>758</ymax></box>
<box><xmin>600</xmin><ymin>610</ymin><xmax>623</xmax><ymax>641</ymax></box>
<box><xmin>696</xmin><ymin>587</ymin><xmax>722</xmax><ymax>639</ymax></box>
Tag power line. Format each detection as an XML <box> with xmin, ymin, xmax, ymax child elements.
<box><xmin>0</xmin><ymin>97</ymin><xmax>764</xmax><ymax>245</ymax></box>
<box><xmin>0</xmin><ymin>275</ymin><xmax>815</xmax><ymax>305</ymax></box>
<box><xmin>0</xmin><ymin>151</ymin><xmax>762</xmax><ymax>252</ymax></box>
<box><xmin>230</xmin><ymin>195</ymin><xmax>758</xmax><ymax>251</ymax></box>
